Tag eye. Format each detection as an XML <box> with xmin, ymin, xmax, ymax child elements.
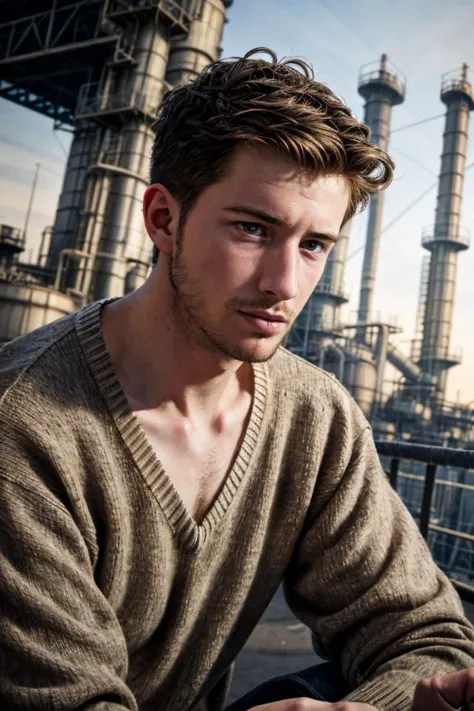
<box><xmin>302</xmin><ymin>239</ymin><xmax>327</xmax><ymax>254</ymax></box>
<box><xmin>235</xmin><ymin>221</ymin><xmax>267</xmax><ymax>238</ymax></box>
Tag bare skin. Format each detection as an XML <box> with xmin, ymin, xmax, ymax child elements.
<box><xmin>412</xmin><ymin>667</ymin><xmax>474</xmax><ymax>710</ymax></box>
<box><xmin>244</xmin><ymin>667</ymin><xmax>474</xmax><ymax>711</ymax></box>
<box><xmin>101</xmin><ymin>145</ymin><xmax>349</xmax><ymax>522</ymax></box>
<box><xmin>249</xmin><ymin>702</ymin><xmax>376</xmax><ymax>710</ymax></box>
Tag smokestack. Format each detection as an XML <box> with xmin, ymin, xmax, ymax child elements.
<box><xmin>165</xmin><ymin>0</ymin><xmax>231</xmax><ymax>88</ymax></box>
<box><xmin>357</xmin><ymin>54</ymin><xmax>405</xmax><ymax>333</ymax></box>
<box><xmin>419</xmin><ymin>65</ymin><xmax>474</xmax><ymax>398</ymax></box>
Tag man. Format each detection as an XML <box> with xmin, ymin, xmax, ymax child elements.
<box><xmin>0</xmin><ymin>48</ymin><xmax>473</xmax><ymax>711</ymax></box>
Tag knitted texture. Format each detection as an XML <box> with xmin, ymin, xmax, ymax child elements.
<box><xmin>0</xmin><ymin>299</ymin><xmax>473</xmax><ymax>711</ymax></box>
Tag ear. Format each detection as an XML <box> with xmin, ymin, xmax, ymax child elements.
<box><xmin>143</xmin><ymin>184</ymin><xmax>179</xmax><ymax>256</ymax></box>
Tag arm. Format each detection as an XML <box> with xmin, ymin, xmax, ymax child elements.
<box><xmin>0</xmin><ymin>472</ymin><xmax>137</xmax><ymax>710</ymax></box>
<box><xmin>284</xmin><ymin>426</ymin><xmax>474</xmax><ymax>711</ymax></box>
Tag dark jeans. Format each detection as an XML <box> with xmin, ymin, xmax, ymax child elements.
<box><xmin>226</xmin><ymin>662</ymin><xmax>350</xmax><ymax>711</ymax></box>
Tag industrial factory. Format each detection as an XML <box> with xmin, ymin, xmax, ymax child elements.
<box><xmin>0</xmin><ymin>0</ymin><xmax>473</xmax><ymax>448</ymax></box>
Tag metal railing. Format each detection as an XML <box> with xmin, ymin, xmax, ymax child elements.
<box><xmin>421</xmin><ymin>224</ymin><xmax>470</xmax><ymax>251</ymax></box>
<box><xmin>314</xmin><ymin>281</ymin><xmax>349</xmax><ymax>303</ymax></box>
<box><xmin>441</xmin><ymin>67</ymin><xmax>474</xmax><ymax>104</ymax></box>
<box><xmin>104</xmin><ymin>0</ymin><xmax>202</xmax><ymax>31</ymax></box>
<box><xmin>0</xmin><ymin>224</ymin><xmax>24</xmax><ymax>251</ymax></box>
<box><xmin>358</xmin><ymin>57</ymin><xmax>406</xmax><ymax>99</ymax></box>
<box><xmin>76</xmin><ymin>80</ymin><xmax>166</xmax><ymax>120</ymax></box>
<box><xmin>419</xmin><ymin>344</ymin><xmax>463</xmax><ymax>367</ymax></box>
<box><xmin>376</xmin><ymin>440</ymin><xmax>474</xmax><ymax>598</ymax></box>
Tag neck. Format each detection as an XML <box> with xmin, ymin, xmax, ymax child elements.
<box><xmin>100</xmin><ymin>268</ymin><xmax>253</xmax><ymax>419</ymax></box>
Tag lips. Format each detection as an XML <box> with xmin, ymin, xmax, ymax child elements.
<box><xmin>237</xmin><ymin>310</ymin><xmax>288</xmax><ymax>336</ymax></box>
<box><xmin>240</xmin><ymin>310</ymin><xmax>288</xmax><ymax>323</ymax></box>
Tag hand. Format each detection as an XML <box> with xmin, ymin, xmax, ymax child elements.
<box><xmin>249</xmin><ymin>699</ymin><xmax>377</xmax><ymax>710</ymax></box>
<box><xmin>412</xmin><ymin>667</ymin><xmax>474</xmax><ymax>710</ymax></box>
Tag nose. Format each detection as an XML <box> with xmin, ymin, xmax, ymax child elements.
<box><xmin>257</xmin><ymin>242</ymin><xmax>299</xmax><ymax>302</ymax></box>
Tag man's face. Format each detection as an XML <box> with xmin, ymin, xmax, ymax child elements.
<box><xmin>168</xmin><ymin>145</ymin><xmax>350</xmax><ymax>363</ymax></box>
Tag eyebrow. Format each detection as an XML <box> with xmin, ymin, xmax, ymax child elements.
<box><xmin>223</xmin><ymin>204</ymin><xmax>339</xmax><ymax>243</ymax></box>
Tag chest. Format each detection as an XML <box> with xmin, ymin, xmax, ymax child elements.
<box><xmin>135</xmin><ymin>411</ymin><xmax>247</xmax><ymax>522</ymax></box>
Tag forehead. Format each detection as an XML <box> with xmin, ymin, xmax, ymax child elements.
<box><xmin>209</xmin><ymin>145</ymin><xmax>351</xmax><ymax>226</ymax></box>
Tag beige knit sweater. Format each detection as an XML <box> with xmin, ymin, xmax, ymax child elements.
<box><xmin>0</xmin><ymin>299</ymin><xmax>473</xmax><ymax>711</ymax></box>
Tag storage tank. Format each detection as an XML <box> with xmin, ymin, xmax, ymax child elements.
<box><xmin>0</xmin><ymin>281</ymin><xmax>76</xmax><ymax>345</ymax></box>
<box><xmin>342</xmin><ymin>343</ymin><xmax>377</xmax><ymax>418</ymax></box>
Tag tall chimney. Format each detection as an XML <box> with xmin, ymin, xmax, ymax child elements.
<box><xmin>357</xmin><ymin>54</ymin><xmax>405</xmax><ymax>332</ymax></box>
<box><xmin>419</xmin><ymin>65</ymin><xmax>474</xmax><ymax>398</ymax></box>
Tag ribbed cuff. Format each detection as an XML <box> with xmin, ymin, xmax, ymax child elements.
<box><xmin>343</xmin><ymin>677</ymin><xmax>412</xmax><ymax>711</ymax></box>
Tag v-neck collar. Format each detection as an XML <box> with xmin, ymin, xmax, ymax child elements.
<box><xmin>75</xmin><ymin>299</ymin><xmax>269</xmax><ymax>552</ymax></box>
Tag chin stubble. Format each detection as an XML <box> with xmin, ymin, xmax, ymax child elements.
<box><xmin>168</xmin><ymin>245</ymin><xmax>291</xmax><ymax>362</ymax></box>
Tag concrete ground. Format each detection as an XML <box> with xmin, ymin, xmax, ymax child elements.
<box><xmin>228</xmin><ymin>589</ymin><xmax>474</xmax><ymax>704</ymax></box>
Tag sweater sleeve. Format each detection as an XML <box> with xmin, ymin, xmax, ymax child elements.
<box><xmin>0</xmin><ymin>473</ymin><xmax>137</xmax><ymax>711</ymax></box>
<box><xmin>283</xmin><ymin>426</ymin><xmax>474</xmax><ymax>711</ymax></box>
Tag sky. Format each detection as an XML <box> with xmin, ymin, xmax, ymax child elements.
<box><xmin>0</xmin><ymin>0</ymin><xmax>473</xmax><ymax>402</ymax></box>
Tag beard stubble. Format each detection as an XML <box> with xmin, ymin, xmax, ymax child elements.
<box><xmin>167</xmin><ymin>236</ymin><xmax>293</xmax><ymax>363</ymax></box>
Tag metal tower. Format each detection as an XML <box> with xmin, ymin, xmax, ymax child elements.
<box><xmin>47</xmin><ymin>121</ymin><xmax>102</xmax><ymax>276</ymax></box>
<box><xmin>356</xmin><ymin>54</ymin><xmax>405</xmax><ymax>331</ymax></box>
<box><xmin>165</xmin><ymin>0</ymin><xmax>232</xmax><ymax>87</ymax></box>
<box><xmin>311</xmin><ymin>218</ymin><xmax>351</xmax><ymax>332</ymax></box>
<box><xmin>70</xmin><ymin>6</ymin><xmax>178</xmax><ymax>301</ymax></box>
<box><xmin>38</xmin><ymin>0</ymin><xmax>229</xmax><ymax>302</ymax></box>
<box><xmin>0</xmin><ymin>0</ymin><xmax>207</xmax><ymax>295</ymax></box>
<box><xmin>419</xmin><ymin>65</ymin><xmax>474</xmax><ymax>398</ymax></box>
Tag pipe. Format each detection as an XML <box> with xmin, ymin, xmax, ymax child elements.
<box><xmin>374</xmin><ymin>324</ymin><xmax>390</xmax><ymax>400</ymax></box>
<box><xmin>54</xmin><ymin>248</ymin><xmax>92</xmax><ymax>292</ymax></box>
<box><xmin>23</xmin><ymin>162</ymin><xmax>40</xmax><ymax>246</ymax></box>
<box><xmin>328</xmin><ymin>342</ymin><xmax>345</xmax><ymax>382</ymax></box>
<box><xmin>317</xmin><ymin>340</ymin><xmax>346</xmax><ymax>383</ymax></box>
<box><xmin>387</xmin><ymin>343</ymin><xmax>428</xmax><ymax>383</ymax></box>
<box><xmin>38</xmin><ymin>227</ymin><xmax>52</xmax><ymax>268</ymax></box>
<box><xmin>319</xmin><ymin>340</ymin><xmax>329</xmax><ymax>369</ymax></box>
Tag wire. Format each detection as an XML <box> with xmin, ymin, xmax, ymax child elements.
<box><xmin>347</xmin><ymin>182</ymin><xmax>438</xmax><ymax>261</ymax></box>
<box><xmin>391</xmin><ymin>113</ymin><xmax>445</xmax><ymax>135</ymax></box>
<box><xmin>381</xmin><ymin>183</ymin><xmax>438</xmax><ymax>235</ymax></box>
<box><xmin>314</xmin><ymin>0</ymin><xmax>380</xmax><ymax>56</ymax></box>
<box><xmin>391</xmin><ymin>143</ymin><xmax>438</xmax><ymax>177</ymax></box>
<box><xmin>52</xmin><ymin>125</ymin><xmax>68</xmax><ymax>158</ymax></box>
<box><xmin>346</xmin><ymin>161</ymin><xmax>474</xmax><ymax>262</ymax></box>
<box><xmin>0</xmin><ymin>133</ymin><xmax>65</xmax><ymax>166</ymax></box>
<box><xmin>40</xmin><ymin>163</ymin><xmax>63</xmax><ymax>179</ymax></box>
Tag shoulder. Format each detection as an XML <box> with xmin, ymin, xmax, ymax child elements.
<box><xmin>0</xmin><ymin>310</ymin><xmax>80</xmax><ymax>404</ymax></box>
<box><xmin>269</xmin><ymin>346</ymin><xmax>353</xmax><ymax>401</ymax></box>
<box><xmin>267</xmin><ymin>347</ymin><xmax>368</xmax><ymax>437</ymax></box>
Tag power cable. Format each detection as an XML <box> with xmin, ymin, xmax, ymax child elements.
<box><xmin>52</xmin><ymin>125</ymin><xmax>68</xmax><ymax>158</ymax></box>
<box><xmin>314</xmin><ymin>0</ymin><xmax>380</xmax><ymax>56</ymax></box>
<box><xmin>315</xmin><ymin>0</ymin><xmax>443</xmax><ymax>148</ymax></box>
<box><xmin>391</xmin><ymin>113</ymin><xmax>445</xmax><ymax>134</ymax></box>
<box><xmin>391</xmin><ymin>143</ymin><xmax>438</xmax><ymax>177</ymax></box>
<box><xmin>0</xmin><ymin>159</ymin><xmax>62</xmax><ymax>179</ymax></box>
<box><xmin>40</xmin><ymin>163</ymin><xmax>63</xmax><ymax>179</ymax></box>
<box><xmin>347</xmin><ymin>183</ymin><xmax>437</xmax><ymax>261</ymax></box>
<box><xmin>347</xmin><ymin>162</ymin><xmax>474</xmax><ymax>261</ymax></box>
<box><xmin>0</xmin><ymin>133</ymin><xmax>65</xmax><ymax>166</ymax></box>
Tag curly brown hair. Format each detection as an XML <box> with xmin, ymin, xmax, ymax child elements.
<box><xmin>150</xmin><ymin>47</ymin><xmax>394</xmax><ymax>261</ymax></box>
